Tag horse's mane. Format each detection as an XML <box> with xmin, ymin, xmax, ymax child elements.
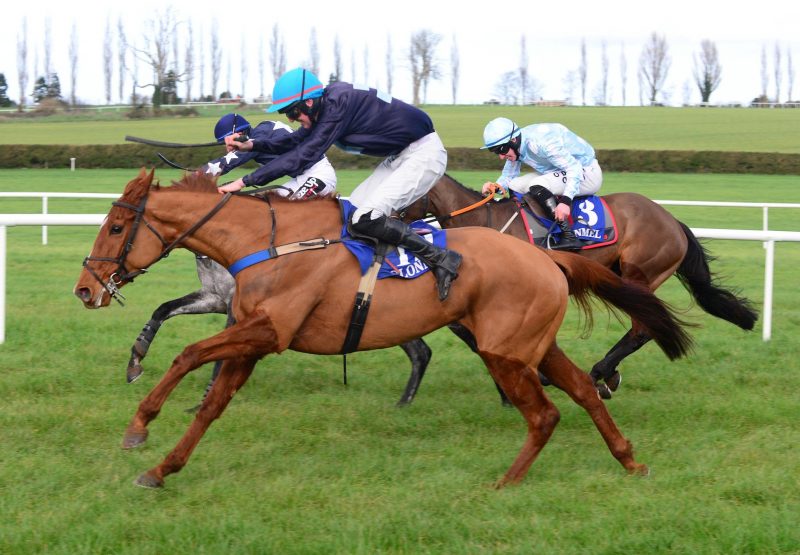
<box><xmin>441</xmin><ymin>173</ymin><xmax>516</xmax><ymax>207</ymax></box>
<box><xmin>164</xmin><ymin>172</ymin><xmax>220</xmax><ymax>194</ymax></box>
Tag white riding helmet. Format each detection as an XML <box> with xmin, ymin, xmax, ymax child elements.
<box><xmin>481</xmin><ymin>117</ymin><xmax>522</xmax><ymax>149</ymax></box>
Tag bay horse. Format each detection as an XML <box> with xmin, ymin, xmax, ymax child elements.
<box><xmin>402</xmin><ymin>174</ymin><xmax>758</xmax><ymax>397</ymax></box>
<box><xmin>74</xmin><ymin>169</ymin><xmax>691</xmax><ymax>488</ymax></box>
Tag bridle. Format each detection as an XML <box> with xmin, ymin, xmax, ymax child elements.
<box><xmin>400</xmin><ymin>187</ymin><xmax>498</xmax><ymax>228</ymax></box>
<box><xmin>82</xmin><ymin>192</ymin><xmax>233</xmax><ymax>306</ymax></box>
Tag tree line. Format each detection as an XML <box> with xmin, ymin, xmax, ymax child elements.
<box><xmin>2</xmin><ymin>11</ymin><xmax>797</xmax><ymax>110</ymax></box>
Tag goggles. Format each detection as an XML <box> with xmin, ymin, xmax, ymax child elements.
<box><xmin>279</xmin><ymin>101</ymin><xmax>304</xmax><ymax>121</ymax></box>
<box><xmin>488</xmin><ymin>142</ymin><xmax>513</xmax><ymax>155</ymax></box>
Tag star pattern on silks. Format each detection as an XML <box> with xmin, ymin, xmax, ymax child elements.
<box><xmin>224</xmin><ymin>151</ymin><xmax>239</xmax><ymax>164</ymax></box>
<box><xmin>205</xmin><ymin>161</ymin><xmax>223</xmax><ymax>176</ymax></box>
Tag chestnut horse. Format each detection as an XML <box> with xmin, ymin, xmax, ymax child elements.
<box><xmin>402</xmin><ymin>174</ymin><xmax>758</xmax><ymax>397</ymax></box>
<box><xmin>74</xmin><ymin>170</ymin><xmax>691</xmax><ymax>488</ymax></box>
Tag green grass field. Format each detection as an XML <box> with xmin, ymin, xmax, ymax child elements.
<box><xmin>1</xmin><ymin>169</ymin><xmax>799</xmax><ymax>554</ymax></box>
<box><xmin>2</xmin><ymin>104</ymin><xmax>800</xmax><ymax>153</ymax></box>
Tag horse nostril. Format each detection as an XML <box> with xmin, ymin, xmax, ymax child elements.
<box><xmin>76</xmin><ymin>287</ymin><xmax>92</xmax><ymax>302</ymax></box>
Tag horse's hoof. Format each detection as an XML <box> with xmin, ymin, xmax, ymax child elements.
<box><xmin>596</xmin><ymin>383</ymin><xmax>613</xmax><ymax>400</ymax></box>
<box><xmin>122</xmin><ymin>429</ymin><xmax>148</xmax><ymax>449</ymax></box>
<box><xmin>628</xmin><ymin>464</ymin><xmax>650</xmax><ymax>477</ymax></box>
<box><xmin>127</xmin><ymin>364</ymin><xmax>144</xmax><ymax>384</ymax></box>
<box><xmin>134</xmin><ymin>471</ymin><xmax>164</xmax><ymax>489</ymax></box>
<box><xmin>606</xmin><ymin>372</ymin><xmax>622</xmax><ymax>392</ymax></box>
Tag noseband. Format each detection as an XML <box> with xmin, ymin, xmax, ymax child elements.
<box><xmin>82</xmin><ymin>192</ymin><xmax>232</xmax><ymax>306</ymax></box>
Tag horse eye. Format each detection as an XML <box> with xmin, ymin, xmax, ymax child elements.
<box><xmin>110</xmin><ymin>224</ymin><xmax>124</xmax><ymax>234</ymax></box>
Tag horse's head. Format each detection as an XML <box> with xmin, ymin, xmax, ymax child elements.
<box><xmin>73</xmin><ymin>168</ymin><xmax>167</xmax><ymax>308</ymax></box>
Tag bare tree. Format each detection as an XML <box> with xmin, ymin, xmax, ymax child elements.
<box><xmin>103</xmin><ymin>17</ymin><xmax>113</xmax><ymax>104</ymax></box>
<box><xmin>363</xmin><ymin>44</ymin><xmax>370</xmax><ymax>84</ymax></box>
<box><xmin>450</xmin><ymin>34</ymin><xmax>459</xmax><ymax>104</ymax></box>
<box><xmin>309</xmin><ymin>28</ymin><xmax>319</xmax><ymax>76</ymax></box>
<box><xmin>69</xmin><ymin>22</ymin><xmax>78</xmax><ymax>106</ymax></box>
<box><xmin>519</xmin><ymin>35</ymin><xmax>529</xmax><ymax>104</ymax></box>
<box><xmin>351</xmin><ymin>48</ymin><xmax>357</xmax><ymax>82</ymax></box>
<box><xmin>184</xmin><ymin>21</ymin><xmax>194</xmax><ymax>102</ymax></box>
<box><xmin>269</xmin><ymin>23</ymin><xmax>286</xmax><ymax>81</ymax></box>
<box><xmin>16</xmin><ymin>17</ymin><xmax>29</xmax><ymax>110</ymax></box>
<box><xmin>211</xmin><ymin>21</ymin><xmax>222</xmax><ymax>100</ymax></box>
<box><xmin>117</xmin><ymin>17</ymin><xmax>128</xmax><ymax>103</ymax></box>
<box><xmin>409</xmin><ymin>29</ymin><xmax>441</xmax><ymax>105</ymax></box>
<box><xmin>240</xmin><ymin>36</ymin><xmax>248</xmax><ymax>99</ymax></box>
<box><xmin>788</xmin><ymin>49</ymin><xmax>795</xmax><ymax>101</ymax></box>
<box><xmin>599</xmin><ymin>40</ymin><xmax>609</xmax><ymax>105</ymax></box>
<box><xmin>579</xmin><ymin>38</ymin><xmax>587</xmax><ymax>105</ymax></box>
<box><xmin>385</xmin><ymin>35</ymin><xmax>393</xmax><ymax>94</ymax></box>
<box><xmin>692</xmin><ymin>39</ymin><xmax>722</xmax><ymax>104</ymax></box>
<box><xmin>226</xmin><ymin>53</ymin><xmax>232</xmax><ymax>97</ymax></box>
<box><xmin>333</xmin><ymin>35</ymin><xmax>342</xmax><ymax>81</ymax></box>
<box><xmin>494</xmin><ymin>71</ymin><xmax>520</xmax><ymax>104</ymax></box>
<box><xmin>198</xmin><ymin>28</ymin><xmax>205</xmax><ymax>100</ymax></box>
<box><xmin>774</xmin><ymin>43</ymin><xmax>782</xmax><ymax>103</ymax></box>
<box><xmin>760</xmin><ymin>45</ymin><xmax>768</xmax><ymax>100</ymax></box>
<box><xmin>44</xmin><ymin>17</ymin><xmax>52</xmax><ymax>80</ymax></box>
<box><xmin>620</xmin><ymin>42</ymin><xmax>627</xmax><ymax>106</ymax></box>
<box><xmin>258</xmin><ymin>36</ymin><xmax>265</xmax><ymax>99</ymax></box>
<box><xmin>638</xmin><ymin>32</ymin><xmax>671</xmax><ymax>104</ymax></box>
<box><xmin>131</xmin><ymin>8</ymin><xmax>186</xmax><ymax>107</ymax></box>
<box><xmin>562</xmin><ymin>70</ymin><xmax>577</xmax><ymax>104</ymax></box>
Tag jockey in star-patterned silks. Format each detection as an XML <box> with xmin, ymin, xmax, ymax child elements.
<box><xmin>202</xmin><ymin>113</ymin><xmax>337</xmax><ymax>200</ymax></box>
<box><xmin>217</xmin><ymin>68</ymin><xmax>461</xmax><ymax>301</ymax></box>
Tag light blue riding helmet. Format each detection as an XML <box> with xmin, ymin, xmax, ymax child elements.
<box><xmin>481</xmin><ymin>117</ymin><xmax>521</xmax><ymax>149</ymax></box>
<box><xmin>266</xmin><ymin>68</ymin><xmax>325</xmax><ymax>113</ymax></box>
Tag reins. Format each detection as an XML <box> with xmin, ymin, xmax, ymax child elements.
<box><xmin>83</xmin><ymin>191</ymin><xmax>233</xmax><ymax>305</ymax></box>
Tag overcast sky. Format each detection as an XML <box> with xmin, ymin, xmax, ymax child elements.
<box><xmin>2</xmin><ymin>0</ymin><xmax>799</xmax><ymax>107</ymax></box>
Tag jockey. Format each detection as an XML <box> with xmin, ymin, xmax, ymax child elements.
<box><xmin>203</xmin><ymin>112</ymin><xmax>337</xmax><ymax>200</ymax></box>
<box><xmin>480</xmin><ymin>117</ymin><xmax>603</xmax><ymax>250</ymax></box>
<box><xmin>218</xmin><ymin>68</ymin><xmax>461</xmax><ymax>301</ymax></box>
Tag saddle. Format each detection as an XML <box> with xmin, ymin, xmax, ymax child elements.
<box><xmin>516</xmin><ymin>192</ymin><xmax>619</xmax><ymax>250</ymax></box>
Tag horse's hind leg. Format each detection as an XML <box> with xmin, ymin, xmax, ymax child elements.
<box><xmin>449</xmin><ymin>323</ymin><xmax>512</xmax><ymax>407</ymax></box>
<box><xmin>589</xmin><ymin>327</ymin><xmax>651</xmax><ymax>399</ymax></box>
<box><xmin>478</xmin><ymin>351</ymin><xmax>560</xmax><ymax>488</ymax></box>
<box><xmin>127</xmin><ymin>291</ymin><xmax>228</xmax><ymax>383</ymax></box>
<box><xmin>135</xmin><ymin>357</ymin><xmax>257</xmax><ymax>488</ymax></box>
<box><xmin>541</xmin><ymin>343</ymin><xmax>648</xmax><ymax>475</ymax></box>
<box><xmin>122</xmin><ymin>310</ymin><xmax>279</xmax><ymax>451</ymax></box>
<box><xmin>396</xmin><ymin>338</ymin><xmax>432</xmax><ymax>407</ymax></box>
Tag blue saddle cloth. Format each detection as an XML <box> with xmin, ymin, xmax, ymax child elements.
<box><xmin>340</xmin><ymin>199</ymin><xmax>446</xmax><ymax>279</ymax></box>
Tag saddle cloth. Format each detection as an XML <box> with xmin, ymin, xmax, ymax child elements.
<box><xmin>512</xmin><ymin>192</ymin><xmax>618</xmax><ymax>249</ymax></box>
<box><xmin>340</xmin><ymin>199</ymin><xmax>446</xmax><ymax>279</ymax></box>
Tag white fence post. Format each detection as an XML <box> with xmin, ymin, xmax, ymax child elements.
<box><xmin>42</xmin><ymin>196</ymin><xmax>48</xmax><ymax>245</ymax></box>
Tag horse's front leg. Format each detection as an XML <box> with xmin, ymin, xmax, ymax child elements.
<box><xmin>122</xmin><ymin>310</ymin><xmax>280</xmax><ymax>450</ymax></box>
<box><xmin>541</xmin><ymin>343</ymin><xmax>648</xmax><ymax>475</ymax></box>
<box><xmin>396</xmin><ymin>339</ymin><xmax>432</xmax><ymax>406</ymax></box>
<box><xmin>127</xmin><ymin>290</ymin><xmax>227</xmax><ymax>383</ymax></box>
<box><xmin>589</xmin><ymin>327</ymin><xmax>651</xmax><ymax>399</ymax></box>
<box><xmin>135</xmin><ymin>357</ymin><xmax>257</xmax><ymax>488</ymax></box>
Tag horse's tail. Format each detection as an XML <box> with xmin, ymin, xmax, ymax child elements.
<box><xmin>546</xmin><ymin>250</ymin><xmax>694</xmax><ymax>361</ymax></box>
<box><xmin>675</xmin><ymin>221</ymin><xmax>758</xmax><ymax>330</ymax></box>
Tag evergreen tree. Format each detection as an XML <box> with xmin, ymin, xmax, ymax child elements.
<box><xmin>0</xmin><ymin>73</ymin><xmax>14</xmax><ymax>107</ymax></box>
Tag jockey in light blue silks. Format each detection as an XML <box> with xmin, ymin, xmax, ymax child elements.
<box><xmin>480</xmin><ymin>117</ymin><xmax>603</xmax><ymax>250</ymax></box>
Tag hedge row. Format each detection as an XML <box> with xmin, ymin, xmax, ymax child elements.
<box><xmin>2</xmin><ymin>144</ymin><xmax>799</xmax><ymax>174</ymax></box>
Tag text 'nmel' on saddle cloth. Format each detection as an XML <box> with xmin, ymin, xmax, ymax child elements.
<box><xmin>339</xmin><ymin>199</ymin><xmax>446</xmax><ymax>280</ymax></box>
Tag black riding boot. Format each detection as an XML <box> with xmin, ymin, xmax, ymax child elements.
<box><xmin>352</xmin><ymin>214</ymin><xmax>462</xmax><ymax>301</ymax></box>
<box><xmin>528</xmin><ymin>185</ymin><xmax>583</xmax><ymax>251</ymax></box>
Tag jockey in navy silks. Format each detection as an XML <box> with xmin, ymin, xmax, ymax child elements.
<box><xmin>480</xmin><ymin>117</ymin><xmax>603</xmax><ymax>250</ymax></box>
<box><xmin>218</xmin><ymin>68</ymin><xmax>461</xmax><ymax>301</ymax></box>
<box><xmin>204</xmin><ymin>113</ymin><xmax>337</xmax><ymax>200</ymax></box>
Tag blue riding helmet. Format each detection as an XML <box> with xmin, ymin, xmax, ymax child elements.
<box><xmin>214</xmin><ymin>113</ymin><xmax>251</xmax><ymax>142</ymax></box>
<box><xmin>266</xmin><ymin>68</ymin><xmax>324</xmax><ymax>114</ymax></box>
